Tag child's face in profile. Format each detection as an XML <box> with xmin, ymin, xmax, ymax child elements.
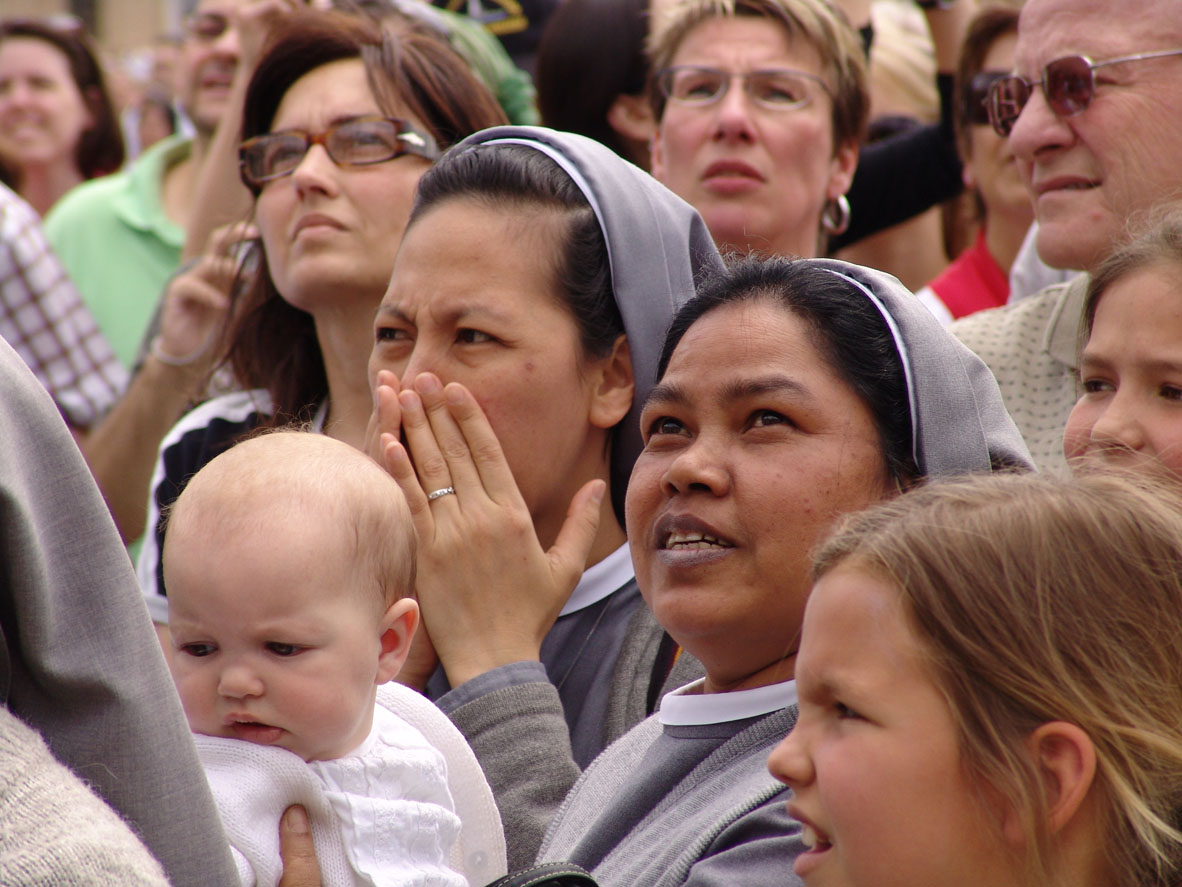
<box><xmin>1064</xmin><ymin>263</ymin><xmax>1182</xmax><ymax>478</ymax></box>
<box><xmin>767</xmin><ymin>564</ymin><xmax>1017</xmax><ymax>887</ymax></box>
<box><xmin>165</xmin><ymin>509</ymin><xmax>410</xmax><ymax>762</ymax></box>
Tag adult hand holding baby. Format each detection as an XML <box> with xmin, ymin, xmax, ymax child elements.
<box><xmin>278</xmin><ymin>806</ymin><xmax>320</xmax><ymax>887</ymax></box>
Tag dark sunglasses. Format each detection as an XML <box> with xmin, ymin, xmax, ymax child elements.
<box><xmin>963</xmin><ymin>70</ymin><xmax>1007</xmax><ymax>127</ymax></box>
<box><xmin>238</xmin><ymin>116</ymin><xmax>439</xmax><ymax>189</ymax></box>
<box><xmin>986</xmin><ymin>48</ymin><xmax>1182</xmax><ymax>137</ymax></box>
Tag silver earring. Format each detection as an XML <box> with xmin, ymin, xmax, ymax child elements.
<box><xmin>821</xmin><ymin>194</ymin><xmax>851</xmax><ymax>236</ymax></box>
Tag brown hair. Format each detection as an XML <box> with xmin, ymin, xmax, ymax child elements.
<box><xmin>224</xmin><ymin>9</ymin><xmax>506</xmax><ymax>427</ymax></box>
<box><xmin>647</xmin><ymin>0</ymin><xmax>868</xmax><ymax>149</ymax></box>
<box><xmin>1084</xmin><ymin>204</ymin><xmax>1182</xmax><ymax>338</ymax></box>
<box><xmin>814</xmin><ymin>472</ymin><xmax>1182</xmax><ymax>887</ymax></box>
<box><xmin>953</xmin><ymin>7</ymin><xmax>1019</xmax><ymax>158</ymax></box>
<box><xmin>0</xmin><ymin>18</ymin><xmax>125</xmax><ymax>179</ymax></box>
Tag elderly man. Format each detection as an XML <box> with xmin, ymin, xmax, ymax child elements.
<box><xmin>950</xmin><ymin>0</ymin><xmax>1182</xmax><ymax>471</ymax></box>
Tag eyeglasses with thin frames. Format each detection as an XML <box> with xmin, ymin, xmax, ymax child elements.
<box><xmin>238</xmin><ymin>116</ymin><xmax>439</xmax><ymax>190</ymax></box>
<box><xmin>655</xmin><ymin>65</ymin><xmax>833</xmax><ymax>112</ymax></box>
<box><xmin>986</xmin><ymin>48</ymin><xmax>1182</xmax><ymax>137</ymax></box>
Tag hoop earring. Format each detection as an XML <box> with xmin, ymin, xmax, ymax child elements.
<box><xmin>821</xmin><ymin>194</ymin><xmax>851</xmax><ymax>236</ymax></box>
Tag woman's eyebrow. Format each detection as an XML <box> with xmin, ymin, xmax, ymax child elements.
<box><xmin>644</xmin><ymin>380</ymin><xmax>690</xmax><ymax>409</ymax></box>
<box><xmin>720</xmin><ymin>375</ymin><xmax>813</xmax><ymax>403</ymax></box>
<box><xmin>645</xmin><ymin>375</ymin><xmax>814</xmax><ymax>409</ymax></box>
<box><xmin>374</xmin><ymin>303</ymin><xmax>516</xmax><ymax>326</ymax></box>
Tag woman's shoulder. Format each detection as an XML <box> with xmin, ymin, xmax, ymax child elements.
<box><xmin>138</xmin><ymin>389</ymin><xmax>280</xmax><ymax>617</ymax></box>
<box><xmin>543</xmin><ymin>705</ymin><xmax>799</xmax><ymax>885</ymax></box>
<box><xmin>156</xmin><ymin>389</ymin><xmax>276</xmax><ymax>470</ymax></box>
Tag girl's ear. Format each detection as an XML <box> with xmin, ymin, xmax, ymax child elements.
<box><xmin>375</xmin><ymin>598</ymin><xmax>419</xmax><ymax>684</ymax></box>
<box><xmin>1006</xmin><ymin>721</ymin><xmax>1098</xmax><ymax>840</ymax></box>
<box><xmin>588</xmin><ymin>333</ymin><xmax>635</xmax><ymax>430</ymax></box>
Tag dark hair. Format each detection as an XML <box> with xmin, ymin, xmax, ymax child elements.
<box><xmin>225</xmin><ymin>9</ymin><xmax>507</xmax><ymax>427</ymax></box>
<box><xmin>658</xmin><ymin>256</ymin><xmax>917</xmax><ymax>483</ymax></box>
<box><xmin>534</xmin><ymin>0</ymin><xmax>650</xmax><ymax>160</ymax></box>
<box><xmin>0</xmin><ymin>18</ymin><xmax>124</xmax><ymax>179</ymax></box>
<box><xmin>410</xmin><ymin>142</ymin><xmax>625</xmax><ymax>360</ymax></box>
<box><xmin>953</xmin><ymin>7</ymin><xmax>1019</xmax><ymax>158</ymax></box>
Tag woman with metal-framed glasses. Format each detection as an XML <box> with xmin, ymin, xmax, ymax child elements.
<box><xmin>135</xmin><ymin>9</ymin><xmax>506</xmax><ymax>624</ymax></box>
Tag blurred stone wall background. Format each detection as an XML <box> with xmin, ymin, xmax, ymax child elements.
<box><xmin>2</xmin><ymin>0</ymin><xmax>186</xmax><ymax>56</ymax></box>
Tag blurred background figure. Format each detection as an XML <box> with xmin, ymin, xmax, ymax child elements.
<box><xmin>42</xmin><ymin>0</ymin><xmax>252</xmax><ymax>370</ymax></box>
<box><xmin>428</xmin><ymin>0</ymin><xmax>557</xmax><ymax>76</ymax></box>
<box><xmin>918</xmin><ymin>6</ymin><xmax>1031</xmax><ymax>324</ymax></box>
<box><xmin>119</xmin><ymin>32</ymin><xmax>190</xmax><ymax>160</ymax></box>
<box><xmin>0</xmin><ymin>16</ymin><xmax>124</xmax><ymax>215</ymax></box>
<box><xmin>535</xmin><ymin>0</ymin><xmax>653</xmax><ymax>168</ymax></box>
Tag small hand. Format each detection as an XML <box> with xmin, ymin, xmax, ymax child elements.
<box><xmin>153</xmin><ymin>221</ymin><xmax>254</xmax><ymax>371</ymax></box>
<box><xmin>234</xmin><ymin>0</ymin><xmax>303</xmax><ymax>74</ymax></box>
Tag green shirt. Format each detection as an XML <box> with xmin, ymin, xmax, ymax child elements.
<box><xmin>44</xmin><ymin>135</ymin><xmax>190</xmax><ymax>368</ymax></box>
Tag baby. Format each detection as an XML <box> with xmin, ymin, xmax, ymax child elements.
<box><xmin>163</xmin><ymin>430</ymin><xmax>480</xmax><ymax>887</ymax></box>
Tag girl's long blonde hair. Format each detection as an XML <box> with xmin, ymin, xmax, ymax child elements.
<box><xmin>815</xmin><ymin>471</ymin><xmax>1182</xmax><ymax>887</ymax></box>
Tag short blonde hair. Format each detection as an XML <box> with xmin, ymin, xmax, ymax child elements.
<box><xmin>647</xmin><ymin>0</ymin><xmax>869</xmax><ymax>148</ymax></box>
<box><xmin>166</xmin><ymin>429</ymin><xmax>415</xmax><ymax>607</ymax></box>
<box><xmin>814</xmin><ymin>472</ymin><xmax>1182</xmax><ymax>887</ymax></box>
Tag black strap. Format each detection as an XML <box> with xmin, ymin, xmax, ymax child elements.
<box><xmin>482</xmin><ymin>862</ymin><xmax>599</xmax><ymax>887</ymax></box>
<box><xmin>646</xmin><ymin>631</ymin><xmax>680</xmax><ymax>714</ymax></box>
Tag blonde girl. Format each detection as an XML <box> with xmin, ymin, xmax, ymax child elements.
<box><xmin>1064</xmin><ymin>206</ymin><xmax>1182</xmax><ymax>476</ymax></box>
<box><xmin>769</xmin><ymin>471</ymin><xmax>1182</xmax><ymax>887</ymax></box>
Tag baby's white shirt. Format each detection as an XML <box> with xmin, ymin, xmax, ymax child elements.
<box><xmin>196</xmin><ymin>704</ymin><xmax>465</xmax><ymax>887</ymax></box>
<box><xmin>309</xmin><ymin>706</ymin><xmax>463</xmax><ymax>887</ymax></box>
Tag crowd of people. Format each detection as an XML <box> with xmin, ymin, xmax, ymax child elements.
<box><xmin>3</xmin><ymin>0</ymin><xmax>1182</xmax><ymax>886</ymax></box>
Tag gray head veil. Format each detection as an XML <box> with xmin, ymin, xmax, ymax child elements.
<box><xmin>449</xmin><ymin>126</ymin><xmax>726</xmax><ymax>512</ymax></box>
<box><xmin>810</xmin><ymin>258</ymin><xmax>1034</xmax><ymax>474</ymax></box>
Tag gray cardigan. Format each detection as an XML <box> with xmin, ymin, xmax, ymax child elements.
<box><xmin>538</xmin><ymin>704</ymin><xmax>802</xmax><ymax>887</ymax></box>
<box><xmin>444</xmin><ymin>602</ymin><xmax>703</xmax><ymax>870</ymax></box>
<box><xmin>0</xmin><ymin>707</ymin><xmax>172</xmax><ymax>886</ymax></box>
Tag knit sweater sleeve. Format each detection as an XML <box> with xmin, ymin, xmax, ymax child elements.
<box><xmin>0</xmin><ymin>708</ymin><xmax>171</xmax><ymax>887</ymax></box>
<box><xmin>437</xmin><ymin>665</ymin><xmax>581</xmax><ymax>872</ymax></box>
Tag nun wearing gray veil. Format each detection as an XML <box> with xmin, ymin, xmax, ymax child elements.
<box><xmin>357</xmin><ymin>125</ymin><xmax>1032</xmax><ymax>884</ymax></box>
<box><xmin>534</xmin><ymin>255</ymin><xmax>1032</xmax><ymax>885</ymax></box>
<box><xmin>368</xmin><ymin>125</ymin><xmax>722</xmax><ymax>868</ymax></box>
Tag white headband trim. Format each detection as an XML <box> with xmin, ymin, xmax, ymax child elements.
<box><xmin>481</xmin><ymin>137</ymin><xmax>608</xmax><ymax>233</ymax></box>
<box><xmin>822</xmin><ymin>268</ymin><xmax>920</xmax><ymax>468</ymax></box>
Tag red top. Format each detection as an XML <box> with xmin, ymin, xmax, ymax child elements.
<box><xmin>927</xmin><ymin>229</ymin><xmax>1009</xmax><ymax>320</ymax></box>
